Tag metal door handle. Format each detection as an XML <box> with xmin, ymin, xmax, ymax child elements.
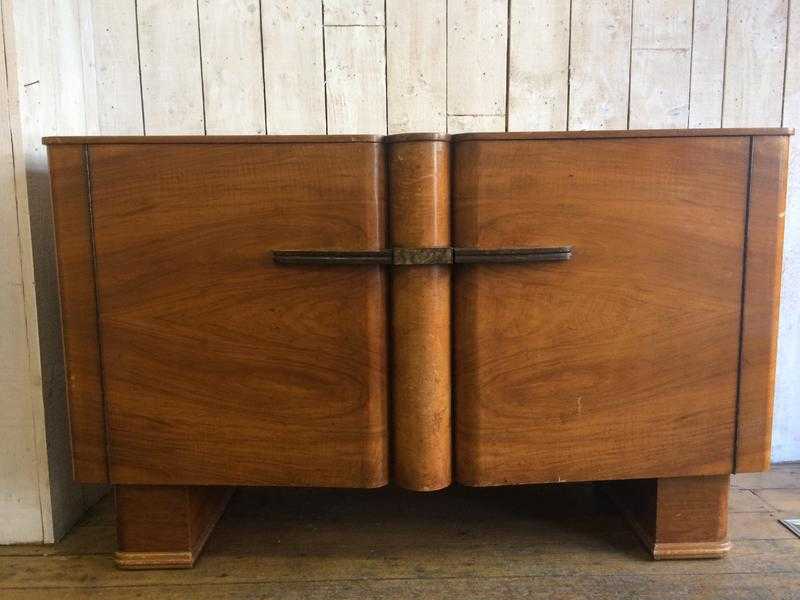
<box><xmin>453</xmin><ymin>247</ymin><xmax>572</xmax><ymax>263</ymax></box>
<box><xmin>272</xmin><ymin>246</ymin><xmax>572</xmax><ymax>266</ymax></box>
<box><xmin>272</xmin><ymin>250</ymin><xmax>393</xmax><ymax>265</ymax></box>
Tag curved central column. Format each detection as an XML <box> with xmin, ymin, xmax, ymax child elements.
<box><xmin>387</xmin><ymin>134</ymin><xmax>452</xmax><ymax>491</ymax></box>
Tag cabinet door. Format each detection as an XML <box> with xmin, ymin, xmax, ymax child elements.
<box><xmin>89</xmin><ymin>142</ymin><xmax>388</xmax><ymax>487</ymax></box>
<box><xmin>453</xmin><ymin>137</ymin><xmax>749</xmax><ymax>485</ymax></box>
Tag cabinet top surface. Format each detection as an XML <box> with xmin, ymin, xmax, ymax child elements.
<box><xmin>42</xmin><ymin>128</ymin><xmax>793</xmax><ymax>145</ymax></box>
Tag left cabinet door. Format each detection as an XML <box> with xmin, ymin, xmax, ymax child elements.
<box><xmin>87</xmin><ymin>141</ymin><xmax>388</xmax><ymax>487</ymax></box>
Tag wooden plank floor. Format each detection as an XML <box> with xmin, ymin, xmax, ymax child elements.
<box><xmin>1</xmin><ymin>464</ymin><xmax>798</xmax><ymax>599</ymax></box>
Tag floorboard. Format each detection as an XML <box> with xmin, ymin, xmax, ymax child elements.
<box><xmin>1</xmin><ymin>464</ymin><xmax>798</xmax><ymax>599</ymax></box>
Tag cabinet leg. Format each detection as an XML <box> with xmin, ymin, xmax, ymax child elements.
<box><xmin>604</xmin><ymin>475</ymin><xmax>731</xmax><ymax>560</ymax></box>
<box><xmin>114</xmin><ymin>485</ymin><xmax>233</xmax><ymax>569</ymax></box>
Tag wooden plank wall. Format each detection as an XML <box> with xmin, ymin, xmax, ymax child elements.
<box><xmin>0</xmin><ymin>0</ymin><xmax>49</xmax><ymax>544</ymax></box>
<box><xmin>1</xmin><ymin>0</ymin><xmax>798</xmax><ymax>543</ymax></box>
<box><xmin>2</xmin><ymin>0</ymin><xmax>91</xmax><ymax>544</ymax></box>
<box><xmin>75</xmin><ymin>0</ymin><xmax>795</xmax><ymax>139</ymax></box>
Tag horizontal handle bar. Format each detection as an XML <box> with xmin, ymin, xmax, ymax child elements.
<box><xmin>453</xmin><ymin>247</ymin><xmax>572</xmax><ymax>263</ymax></box>
<box><xmin>272</xmin><ymin>246</ymin><xmax>572</xmax><ymax>266</ymax></box>
<box><xmin>272</xmin><ymin>250</ymin><xmax>392</xmax><ymax>265</ymax></box>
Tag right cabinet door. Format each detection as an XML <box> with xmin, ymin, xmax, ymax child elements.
<box><xmin>453</xmin><ymin>136</ymin><xmax>750</xmax><ymax>485</ymax></box>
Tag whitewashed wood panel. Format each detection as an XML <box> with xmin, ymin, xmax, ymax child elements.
<box><xmin>569</xmin><ymin>0</ymin><xmax>632</xmax><ymax>130</ymax></box>
<box><xmin>323</xmin><ymin>0</ymin><xmax>384</xmax><ymax>25</ymax></box>
<box><xmin>78</xmin><ymin>0</ymin><xmax>99</xmax><ymax>135</ymax></box>
<box><xmin>688</xmin><ymin>0</ymin><xmax>727</xmax><ymax>127</ymax></box>
<box><xmin>782</xmin><ymin>4</ymin><xmax>799</xmax><ymax>129</ymax></box>
<box><xmin>11</xmin><ymin>0</ymin><xmax>95</xmax><ymax>542</ymax></box>
<box><xmin>137</xmin><ymin>0</ymin><xmax>204</xmax><ymax>134</ymax></box>
<box><xmin>723</xmin><ymin>0</ymin><xmax>788</xmax><ymax>127</ymax></box>
<box><xmin>199</xmin><ymin>0</ymin><xmax>264</xmax><ymax>134</ymax></box>
<box><xmin>386</xmin><ymin>0</ymin><xmax>446</xmax><ymax>133</ymax></box>
<box><xmin>9</xmin><ymin>0</ymin><xmax>55</xmax><ymax>541</ymax></box>
<box><xmin>324</xmin><ymin>25</ymin><xmax>386</xmax><ymax>134</ymax></box>
<box><xmin>89</xmin><ymin>0</ymin><xmax>142</xmax><ymax>134</ymax></box>
<box><xmin>447</xmin><ymin>114</ymin><xmax>505</xmax><ymax>133</ymax></box>
<box><xmin>629</xmin><ymin>0</ymin><xmax>693</xmax><ymax>129</ymax></box>
<box><xmin>48</xmin><ymin>0</ymin><xmax>89</xmax><ymax>135</ymax></box>
<box><xmin>0</xmin><ymin>0</ymin><xmax>44</xmax><ymax>545</ymax></box>
<box><xmin>774</xmin><ymin>0</ymin><xmax>800</xmax><ymax>463</ymax></box>
<box><xmin>508</xmin><ymin>0</ymin><xmax>569</xmax><ymax>131</ymax></box>
<box><xmin>447</xmin><ymin>0</ymin><xmax>508</xmax><ymax>119</ymax></box>
<box><xmin>262</xmin><ymin>0</ymin><xmax>325</xmax><ymax>134</ymax></box>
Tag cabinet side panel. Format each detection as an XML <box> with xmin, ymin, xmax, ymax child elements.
<box><xmin>48</xmin><ymin>145</ymin><xmax>108</xmax><ymax>483</ymax></box>
<box><xmin>736</xmin><ymin>136</ymin><xmax>790</xmax><ymax>472</ymax></box>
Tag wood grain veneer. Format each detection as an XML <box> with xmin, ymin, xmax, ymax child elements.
<box><xmin>735</xmin><ymin>136</ymin><xmax>790</xmax><ymax>472</ymax></box>
<box><xmin>605</xmin><ymin>475</ymin><xmax>730</xmax><ymax>559</ymax></box>
<box><xmin>387</xmin><ymin>138</ymin><xmax>452</xmax><ymax>491</ymax></box>
<box><xmin>48</xmin><ymin>145</ymin><xmax>109</xmax><ymax>483</ymax></box>
<box><xmin>453</xmin><ymin>136</ymin><xmax>750</xmax><ymax>485</ymax></box>
<box><xmin>88</xmin><ymin>142</ymin><xmax>388</xmax><ymax>487</ymax></box>
<box><xmin>115</xmin><ymin>485</ymin><xmax>232</xmax><ymax>569</ymax></box>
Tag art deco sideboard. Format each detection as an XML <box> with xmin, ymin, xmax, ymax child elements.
<box><xmin>44</xmin><ymin>128</ymin><xmax>791</xmax><ymax>568</ymax></box>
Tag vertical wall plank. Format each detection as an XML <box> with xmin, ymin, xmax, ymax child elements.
<box><xmin>90</xmin><ymin>0</ymin><xmax>143</xmax><ymax>134</ymax></box>
<box><xmin>629</xmin><ymin>0</ymin><xmax>693</xmax><ymax>129</ymax></box>
<box><xmin>47</xmin><ymin>1</ymin><xmax>90</xmax><ymax>135</ymax></box>
<box><xmin>386</xmin><ymin>0</ymin><xmax>446</xmax><ymax>133</ymax></box>
<box><xmin>507</xmin><ymin>0</ymin><xmax>570</xmax><ymax>131</ymax></box>
<box><xmin>324</xmin><ymin>25</ymin><xmax>387</xmax><ymax>134</ymax></box>
<box><xmin>262</xmin><ymin>0</ymin><xmax>325</xmax><ymax>134</ymax></box>
<box><xmin>447</xmin><ymin>114</ymin><xmax>506</xmax><ymax>133</ymax></box>
<box><xmin>8</xmin><ymin>0</ymin><xmax>95</xmax><ymax>543</ymax></box>
<box><xmin>324</xmin><ymin>0</ymin><xmax>384</xmax><ymax>25</ymax></box>
<box><xmin>774</xmin><ymin>0</ymin><xmax>799</xmax><ymax>463</ymax></box>
<box><xmin>723</xmin><ymin>0</ymin><xmax>788</xmax><ymax>127</ymax></box>
<box><xmin>78</xmin><ymin>0</ymin><xmax>99</xmax><ymax>135</ymax></box>
<box><xmin>447</xmin><ymin>0</ymin><xmax>507</xmax><ymax>130</ymax></box>
<box><xmin>137</xmin><ymin>0</ymin><xmax>204</xmax><ymax>134</ymax></box>
<box><xmin>0</xmin><ymin>0</ymin><xmax>44</xmax><ymax>544</ymax></box>
<box><xmin>688</xmin><ymin>0</ymin><xmax>727</xmax><ymax>127</ymax></box>
<box><xmin>569</xmin><ymin>0</ymin><xmax>632</xmax><ymax>130</ymax></box>
<box><xmin>199</xmin><ymin>0</ymin><xmax>264</xmax><ymax>134</ymax></box>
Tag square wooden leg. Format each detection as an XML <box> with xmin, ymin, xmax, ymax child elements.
<box><xmin>114</xmin><ymin>485</ymin><xmax>233</xmax><ymax>569</ymax></box>
<box><xmin>605</xmin><ymin>475</ymin><xmax>731</xmax><ymax>560</ymax></box>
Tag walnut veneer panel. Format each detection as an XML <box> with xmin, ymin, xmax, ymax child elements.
<box><xmin>88</xmin><ymin>142</ymin><xmax>388</xmax><ymax>487</ymax></box>
<box><xmin>48</xmin><ymin>145</ymin><xmax>109</xmax><ymax>483</ymax></box>
<box><xmin>453</xmin><ymin>137</ymin><xmax>750</xmax><ymax>485</ymax></box>
<box><xmin>735</xmin><ymin>136</ymin><xmax>790</xmax><ymax>472</ymax></box>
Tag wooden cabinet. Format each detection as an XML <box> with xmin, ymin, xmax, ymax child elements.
<box><xmin>45</xmin><ymin>129</ymin><xmax>790</xmax><ymax>568</ymax></box>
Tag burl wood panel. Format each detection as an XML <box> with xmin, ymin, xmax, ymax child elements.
<box><xmin>115</xmin><ymin>485</ymin><xmax>232</xmax><ymax>569</ymax></box>
<box><xmin>88</xmin><ymin>142</ymin><xmax>388</xmax><ymax>487</ymax></box>
<box><xmin>48</xmin><ymin>145</ymin><xmax>109</xmax><ymax>483</ymax></box>
<box><xmin>735</xmin><ymin>136</ymin><xmax>790</xmax><ymax>472</ymax></box>
<box><xmin>387</xmin><ymin>138</ymin><xmax>452</xmax><ymax>491</ymax></box>
<box><xmin>453</xmin><ymin>137</ymin><xmax>750</xmax><ymax>485</ymax></box>
<box><xmin>606</xmin><ymin>475</ymin><xmax>730</xmax><ymax>559</ymax></box>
